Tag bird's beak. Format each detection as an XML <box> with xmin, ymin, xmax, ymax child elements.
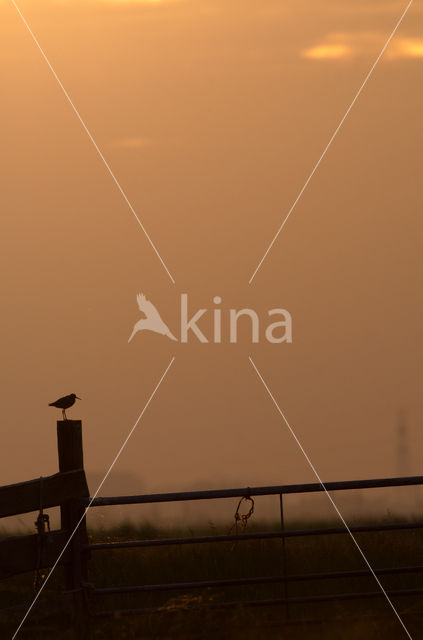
<box><xmin>76</xmin><ymin>396</ymin><xmax>82</xmax><ymax>400</ymax></box>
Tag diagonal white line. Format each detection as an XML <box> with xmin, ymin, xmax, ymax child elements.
<box><xmin>11</xmin><ymin>356</ymin><xmax>176</xmax><ymax>640</ymax></box>
<box><xmin>249</xmin><ymin>356</ymin><xmax>413</xmax><ymax>639</ymax></box>
<box><xmin>10</xmin><ymin>0</ymin><xmax>176</xmax><ymax>285</ymax></box>
<box><xmin>249</xmin><ymin>0</ymin><xmax>414</xmax><ymax>284</ymax></box>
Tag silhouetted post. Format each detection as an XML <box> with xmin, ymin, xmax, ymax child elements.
<box><xmin>279</xmin><ymin>493</ymin><xmax>289</xmax><ymax>619</ymax></box>
<box><xmin>57</xmin><ymin>420</ymin><xmax>84</xmax><ymax>475</ymax></box>
<box><xmin>57</xmin><ymin>420</ymin><xmax>89</xmax><ymax>631</ymax></box>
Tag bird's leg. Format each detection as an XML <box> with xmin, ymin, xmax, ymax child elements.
<box><xmin>62</xmin><ymin>409</ymin><xmax>67</xmax><ymax>420</ymax></box>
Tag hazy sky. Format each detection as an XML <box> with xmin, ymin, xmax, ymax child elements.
<box><xmin>1</xmin><ymin>0</ymin><xmax>422</xmax><ymax>515</ymax></box>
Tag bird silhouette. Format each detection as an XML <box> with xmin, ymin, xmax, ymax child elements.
<box><xmin>128</xmin><ymin>293</ymin><xmax>177</xmax><ymax>343</ymax></box>
<box><xmin>49</xmin><ymin>393</ymin><xmax>81</xmax><ymax>420</ymax></box>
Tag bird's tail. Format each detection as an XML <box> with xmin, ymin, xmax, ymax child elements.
<box><xmin>165</xmin><ymin>328</ymin><xmax>178</xmax><ymax>342</ymax></box>
<box><xmin>128</xmin><ymin>329</ymin><xmax>136</xmax><ymax>343</ymax></box>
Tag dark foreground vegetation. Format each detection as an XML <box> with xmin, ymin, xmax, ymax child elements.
<box><xmin>1</xmin><ymin>518</ymin><xmax>423</xmax><ymax>639</ymax></box>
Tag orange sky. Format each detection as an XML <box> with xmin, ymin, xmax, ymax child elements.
<box><xmin>1</xmin><ymin>0</ymin><xmax>422</xmax><ymax>523</ymax></box>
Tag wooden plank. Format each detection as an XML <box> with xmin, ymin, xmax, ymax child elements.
<box><xmin>0</xmin><ymin>530</ymin><xmax>71</xmax><ymax>579</ymax></box>
<box><xmin>0</xmin><ymin>469</ymin><xmax>89</xmax><ymax>518</ymax></box>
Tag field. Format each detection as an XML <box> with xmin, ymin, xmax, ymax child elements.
<box><xmin>1</xmin><ymin>518</ymin><xmax>423</xmax><ymax>639</ymax></box>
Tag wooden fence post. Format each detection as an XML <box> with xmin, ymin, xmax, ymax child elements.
<box><xmin>279</xmin><ymin>493</ymin><xmax>289</xmax><ymax>619</ymax></box>
<box><xmin>57</xmin><ymin>420</ymin><xmax>89</xmax><ymax>631</ymax></box>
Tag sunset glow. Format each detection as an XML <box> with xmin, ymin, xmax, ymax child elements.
<box><xmin>302</xmin><ymin>44</ymin><xmax>352</xmax><ymax>60</ymax></box>
<box><xmin>302</xmin><ymin>33</ymin><xmax>423</xmax><ymax>62</ymax></box>
<box><xmin>389</xmin><ymin>37</ymin><xmax>423</xmax><ymax>58</ymax></box>
<box><xmin>2</xmin><ymin>0</ymin><xmax>423</xmax><ymax>636</ymax></box>
<box><xmin>1</xmin><ymin>0</ymin><xmax>422</xmax><ymax>510</ymax></box>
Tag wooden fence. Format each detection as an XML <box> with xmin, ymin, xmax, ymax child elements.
<box><xmin>1</xmin><ymin>419</ymin><xmax>423</xmax><ymax>630</ymax></box>
<box><xmin>0</xmin><ymin>420</ymin><xmax>89</xmax><ymax>621</ymax></box>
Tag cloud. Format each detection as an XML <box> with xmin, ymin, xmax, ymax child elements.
<box><xmin>302</xmin><ymin>32</ymin><xmax>423</xmax><ymax>61</ymax></box>
<box><xmin>387</xmin><ymin>38</ymin><xmax>423</xmax><ymax>59</ymax></box>
<box><xmin>99</xmin><ymin>0</ymin><xmax>182</xmax><ymax>4</ymax></box>
<box><xmin>45</xmin><ymin>0</ymin><xmax>184</xmax><ymax>5</ymax></box>
<box><xmin>302</xmin><ymin>44</ymin><xmax>353</xmax><ymax>60</ymax></box>
<box><xmin>113</xmin><ymin>137</ymin><xmax>155</xmax><ymax>149</ymax></box>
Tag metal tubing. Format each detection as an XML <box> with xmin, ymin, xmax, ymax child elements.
<box><xmin>94</xmin><ymin>587</ymin><xmax>423</xmax><ymax>617</ymax></box>
<box><xmin>84</xmin><ymin>521</ymin><xmax>423</xmax><ymax>552</ymax></box>
<box><xmin>92</xmin><ymin>565</ymin><xmax>423</xmax><ymax>596</ymax></box>
<box><xmin>85</xmin><ymin>475</ymin><xmax>423</xmax><ymax>508</ymax></box>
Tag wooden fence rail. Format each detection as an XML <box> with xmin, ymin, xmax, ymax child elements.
<box><xmin>0</xmin><ymin>469</ymin><xmax>88</xmax><ymax>519</ymax></box>
<box><xmin>0</xmin><ymin>531</ymin><xmax>71</xmax><ymax>579</ymax></box>
<box><xmin>0</xmin><ymin>420</ymin><xmax>89</xmax><ymax>625</ymax></box>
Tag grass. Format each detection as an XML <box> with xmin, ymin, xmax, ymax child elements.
<box><xmin>1</xmin><ymin>518</ymin><xmax>423</xmax><ymax>639</ymax></box>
